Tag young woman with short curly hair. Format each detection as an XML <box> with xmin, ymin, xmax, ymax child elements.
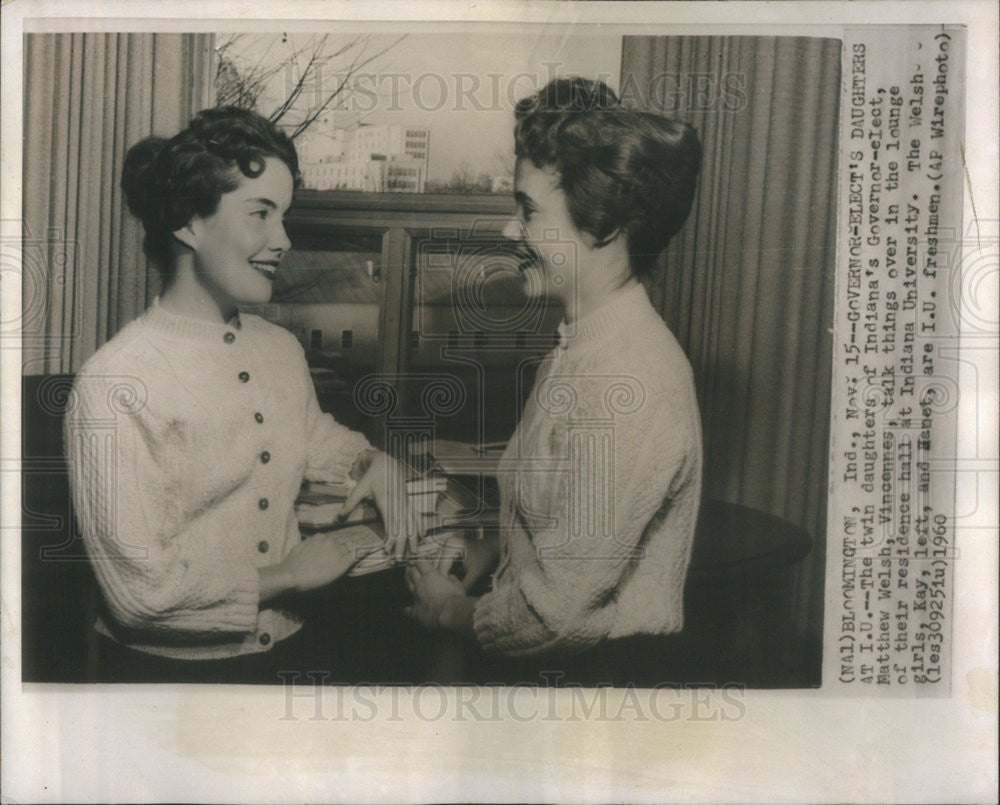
<box><xmin>406</xmin><ymin>78</ymin><xmax>704</xmax><ymax>676</ymax></box>
<box><xmin>66</xmin><ymin>106</ymin><xmax>420</xmax><ymax>682</ymax></box>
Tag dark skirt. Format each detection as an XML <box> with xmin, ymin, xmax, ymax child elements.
<box><xmin>96</xmin><ymin>627</ymin><xmax>315</xmax><ymax>685</ymax></box>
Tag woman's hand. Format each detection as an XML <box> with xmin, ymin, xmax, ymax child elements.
<box><xmin>437</xmin><ymin>531</ymin><xmax>501</xmax><ymax>591</ymax></box>
<box><xmin>404</xmin><ymin>560</ymin><xmax>473</xmax><ymax>634</ymax></box>
<box><xmin>259</xmin><ymin>533</ymin><xmax>370</xmax><ymax>602</ymax></box>
<box><xmin>341</xmin><ymin>450</ymin><xmax>423</xmax><ymax>559</ymax></box>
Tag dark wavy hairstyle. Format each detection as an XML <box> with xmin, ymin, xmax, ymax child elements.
<box><xmin>120</xmin><ymin>106</ymin><xmax>300</xmax><ymax>276</ymax></box>
<box><xmin>514</xmin><ymin>77</ymin><xmax>701</xmax><ymax>278</ymax></box>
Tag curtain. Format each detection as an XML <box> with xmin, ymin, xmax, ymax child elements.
<box><xmin>621</xmin><ymin>36</ymin><xmax>840</xmax><ymax>663</ymax></box>
<box><xmin>21</xmin><ymin>33</ymin><xmax>215</xmax><ymax>375</ymax></box>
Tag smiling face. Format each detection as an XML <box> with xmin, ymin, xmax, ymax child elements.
<box><xmin>502</xmin><ymin>159</ymin><xmax>586</xmax><ymax>303</ymax></box>
<box><xmin>174</xmin><ymin>156</ymin><xmax>294</xmax><ymax>320</ymax></box>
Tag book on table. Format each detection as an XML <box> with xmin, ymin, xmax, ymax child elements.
<box><xmin>406</xmin><ymin>439</ymin><xmax>506</xmax><ymax>478</ymax></box>
<box><xmin>294</xmin><ymin>477</ymin><xmax>496</xmax><ymax>576</ymax></box>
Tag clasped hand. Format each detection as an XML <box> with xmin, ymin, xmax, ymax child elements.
<box><xmin>260</xmin><ymin>532</ymin><xmax>372</xmax><ymax>601</ymax></box>
<box><xmin>404</xmin><ymin>560</ymin><xmax>468</xmax><ymax>630</ymax></box>
<box><xmin>403</xmin><ymin>532</ymin><xmax>500</xmax><ymax>633</ymax></box>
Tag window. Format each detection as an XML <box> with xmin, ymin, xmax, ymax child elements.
<box><xmin>280</xmin><ymin>193</ymin><xmax>562</xmax><ymax>447</ymax></box>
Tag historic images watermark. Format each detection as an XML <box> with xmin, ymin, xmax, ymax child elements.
<box><xmin>285</xmin><ymin>60</ymin><xmax>749</xmax><ymax>115</ymax></box>
<box><xmin>276</xmin><ymin>672</ymin><xmax>748</xmax><ymax>723</ymax></box>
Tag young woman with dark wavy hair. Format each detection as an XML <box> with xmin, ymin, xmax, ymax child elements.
<box><xmin>65</xmin><ymin>106</ymin><xmax>420</xmax><ymax>682</ymax></box>
<box><xmin>406</xmin><ymin>78</ymin><xmax>704</xmax><ymax>680</ymax></box>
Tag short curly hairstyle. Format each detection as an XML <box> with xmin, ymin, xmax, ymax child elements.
<box><xmin>514</xmin><ymin>77</ymin><xmax>701</xmax><ymax>278</ymax></box>
<box><xmin>121</xmin><ymin>106</ymin><xmax>300</xmax><ymax>276</ymax></box>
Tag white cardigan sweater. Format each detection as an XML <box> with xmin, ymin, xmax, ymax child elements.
<box><xmin>65</xmin><ymin>299</ymin><xmax>371</xmax><ymax>660</ymax></box>
<box><xmin>474</xmin><ymin>283</ymin><xmax>703</xmax><ymax>656</ymax></box>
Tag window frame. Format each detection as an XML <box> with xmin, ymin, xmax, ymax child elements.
<box><xmin>285</xmin><ymin>189</ymin><xmax>515</xmax><ymax>448</ymax></box>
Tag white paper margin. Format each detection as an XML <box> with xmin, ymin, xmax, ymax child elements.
<box><xmin>2</xmin><ymin>2</ymin><xmax>996</xmax><ymax>803</ymax></box>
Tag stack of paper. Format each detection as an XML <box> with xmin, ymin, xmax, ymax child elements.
<box><xmin>405</xmin><ymin>475</ymin><xmax>448</xmax><ymax>518</ymax></box>
<box><xmin>294</xmin><ymin>476</ymin><xmax>479</xmax><ymax>576</ymax></box>
<box><xmin>406</xmin><ymin>439</ymin><xmax>506</xmax><ymax>477</ymax></box>
<box><xmin>294</xmin><ymin>481</ymin><xmax>379</xmax><ymax>531</ymax></box>
<box><xmin>347</xmin><ymin>529</ymin><xmax>466</xmax><ymax>577</ymax></box>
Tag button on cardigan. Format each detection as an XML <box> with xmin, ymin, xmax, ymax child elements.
<box><xmin>473</xmin><ymin>283</ymin><xmax>703</xmax><ymax>656</ymax></box>
<box><xmin>65</xmin><ymin>299</ymin><xmax>372</xmax><ymax>660</ymax></box>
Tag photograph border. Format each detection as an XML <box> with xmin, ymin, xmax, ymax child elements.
<box><xmin>2</xmin><ymin>2</ymin><xmax>997</xmax><ymax>803</ymax></box>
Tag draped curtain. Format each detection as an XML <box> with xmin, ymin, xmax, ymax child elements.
<box><xmin>22</xmin><ymin>33</ymin><xmax>215</xmax><ymax>375</ymax></box>
<box><xmin>622</xmin><ymin>36</ymin><xmax>840</xmax><ymax>660</ymax></box>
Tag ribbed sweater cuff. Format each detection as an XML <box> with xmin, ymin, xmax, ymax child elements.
<box><xmin>473</xmin><ymin>585</ymin><xmax>559</xmax><ymax>656</ymax></box>
<box><xmin>348</xmin><ymin>443</ymin><xmax>379</xmax><ymax>477</ymax></box>
<box><xmin>324</xmin><ymin>430</ymin><xmax>374</xmax><ymax>484</ymax></box>
<box><xmin>158</xmin><ymin>561</ymin><xmax>261</xmax><ymax>635</ymax></box>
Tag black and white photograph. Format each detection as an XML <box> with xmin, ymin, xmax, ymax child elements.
<box><xmin>18</xmin><ymin>28</ymin><xmax>834</xmax><ymax>688</ymax></box>
<box><xmin>2</xmin><ymin>2</ymin><xmax>996</xmax><ymax>803</ymax></box>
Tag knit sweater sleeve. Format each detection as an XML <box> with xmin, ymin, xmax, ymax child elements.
<box><xmin>298</xmin><ymin>347</ymin><xmax>372</xmax><ymax>484</ymax></box>
<box><xmin>474</xmin><ymin>388</ymin><xmax>692</xmax><ymax>656</ymax></box>
<box><xmin>64</xmin><ymin>370</ymin><xmax>260</xmax><ymax>638</ymax></box>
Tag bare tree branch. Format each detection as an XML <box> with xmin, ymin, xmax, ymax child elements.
<box><xmin>267</xmin><ymin>35</ymin><xmax>329</xmax><ymax>124</ymax></box>
<box><xmin>215</xmin><ymin>33</ymin><xmax>407</xmax><ymax>140</ymax></box>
